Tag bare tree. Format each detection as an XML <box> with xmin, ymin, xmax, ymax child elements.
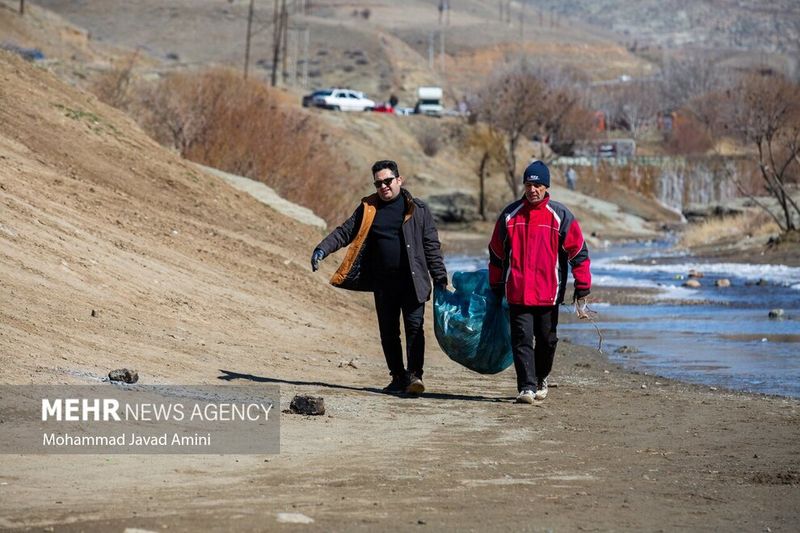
<box><xmin>618</xmin><ymin>81</ymin><xmax>661</xmax><ymax>137</ymax></box>
<box><xmin>19</xmin><ymin>0</ymin><xmax>24</xmax><ymax>15</ymax></box>
<box><xmin>660</xmin><ymin>54</ymin><xmax>723</xmax><ymax>111</ymax></box>
<box><xmin>465</xmin><ymin>126</ymin><xmax>506</xmax><ymax>220</ymax></box>
<box><xmin>719</xmin><ymin>73</ymin><xmax>800</xmax><ymax>233</ymax></box>
<box><xmin>592</xmin><ymin>80</ymin><xmax>661</xmax><ymax>138</ymax></box>
<box><xmin>474</xmin><ymin>64</ymin><xmax>545</xmax><ymax>197</ymax></box>
<box><xmin>474</xmin><ymin>61</ymin><xmax>590</xmax><ymax>197</ymax></box>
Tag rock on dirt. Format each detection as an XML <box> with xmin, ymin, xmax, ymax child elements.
<box><xmin>108</xmin><ymin>368</ymin><xmax>139</xmax><ymax>383</ymax></box>
<box><xmin>290</xmin><ymin>395</ymin><xmax>325</xmax><ymax>415</ymax></box>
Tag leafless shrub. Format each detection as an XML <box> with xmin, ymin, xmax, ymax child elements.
<box><xmin>89</xmin><ymin>52</ymin><xmax>140</xmax><ymax>109</ymax></box>
<box><xmin>664</xmin><ymin>114</ymin><xmax>714</xmax><ymax>155</ymax></box>
<box><xmin>417</xmin><ymin>127</ymin><xmax>442</xmax><ymax>157</ymax></box>
<box><xmin>136</xmin><ymin>69</ymin><xmax>353</xmax><ymax>224</ymax></box>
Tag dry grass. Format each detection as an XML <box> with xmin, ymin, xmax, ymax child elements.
<box><xmin>89</xmin><ymin>52</ymin><xmax>139</xmax><ymax>109</ymax></box>
<box><xmin>142</xmin><ymin>69</ymin><xmax>356</xmax><ymax>224</ymax></box>
<box><xmin>679</xmin><ymin>210</ymin><xmax>780</xmax><ymax>248</ymax></box>
<box><xmin>89</xmin><ymin>68</ymin><xmax>354</xmax><ymax>224</ymax></box>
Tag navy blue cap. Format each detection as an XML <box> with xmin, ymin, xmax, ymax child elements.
<box><xmin>523</xmin><ymin>160</ymin><xmax>550</xmax><ymax>188</ymax></box>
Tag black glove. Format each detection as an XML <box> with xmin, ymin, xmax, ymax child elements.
<box><xmin>573</xmin><ymin>288</ymin><xmax>590</xmax><ymax>302</ymax></box>
<box><xmin>311</xmin><ymin>248</ymin><xmax>325</xmax><ymax>272</ymax></box>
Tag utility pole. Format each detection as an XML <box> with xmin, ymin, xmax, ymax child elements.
<box><xmin>438</xmin><ymin>0</ymin><xmax>449</xmax><ymax>26</ymax></box>
<box><xmin>440</xmin><ymin>28</ymin><xmax>446</xmax><ymax>75</ymax></box>
<box><xmin>428</xmin><ymin>32</ymin><xmax>434</xmax><ymax>70</ymax></box>
<box><xmin>302</xmin><ymin>26</ymin><xmax>310</xmax><ymax>88</ymax></box>
<box><xmin>270</xmin><ymin>0</ymin><xmax>285</xmax><ymax>86</ymax></box>
<box><xmin>520</xmin><ymin>2</ymin><xmax>525</xmax><ymax>42</ymax></box>
<box><xmin>290</xmin><ymin>27</ymin><xmax>299</xmax><ymax>86</ymax></box>
<box><xmin>281</xmin><ymin>0</ymin><xmax>289</xmax><ymax>83</ymax></box>
<box><xmin>243</xmin><ymin>0</ymin><xmax>255</xmax><ymax>79</ymax></box>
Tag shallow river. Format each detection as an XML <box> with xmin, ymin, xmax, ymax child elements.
<box><xmin>446</xmin><ymin>240</ymin><xmax>800</xmax><ymax>398</ymax></box>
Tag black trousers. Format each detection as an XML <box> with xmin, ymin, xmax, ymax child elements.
<box><xmin>509</xmin><ymin>304</ymin><xmax>560</xmax><ymax>391</ymax></box>
<box><xmin>373</xmin><ymin>278</ymin><xmax>426</xmax><ymax>378</ymax></box>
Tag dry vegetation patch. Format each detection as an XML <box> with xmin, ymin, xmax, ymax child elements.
<box><xmin>92</xmin><ymin>67</ymin><xmax>355</xmax><ymax>224</ymax></box>
<box><xmin>679</xmin><ymin>211</ymin><xmax>779</xmax><ymax>248</ymax></box>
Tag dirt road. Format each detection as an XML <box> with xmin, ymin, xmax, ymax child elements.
<box><xmin>2</xmin><ymin>340</ymin><xmax>798</xmax><ymax>531</ymax></box>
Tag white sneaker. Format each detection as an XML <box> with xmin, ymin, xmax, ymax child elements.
<box><xmin>515</xmin><ymin>389</ymin><xmax>535</xmax><ymax>404</ymax></box>
<box><xmin>534</xmin><ymin>378</ymin><xmax>548</xmax><ymax>400</ymax></box>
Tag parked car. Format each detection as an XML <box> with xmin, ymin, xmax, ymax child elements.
<box><xmin>311</xmin><ymin>88</ymin><xmax>375</xmax><ymax>111</ymax></box>
<box><xmin>302</xmin><ymin>89</ymin><xmax>332</xmax><ymax>108</ymax></box>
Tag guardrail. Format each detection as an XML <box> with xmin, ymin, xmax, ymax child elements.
<box><xmin>552</xmin><ymin>155</ymin><xmax>749</xmax><ymax>168</ymax></box>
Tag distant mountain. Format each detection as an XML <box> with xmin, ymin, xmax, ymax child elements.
<box><xmin>524</xmin><ymin>0</ymin><xmax>800</xmax><ymax>56</ymax></box>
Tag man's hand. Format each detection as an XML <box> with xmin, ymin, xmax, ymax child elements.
<box><xmin>573</xmin><ymin>288</ymin><xmax>590</xmax><ymax>302</ymax></box>
<box><xmin>573</xmin><ymin>288</ymin><xmax>591</xmax><ymax>319</ymax></box>
<box><xmin>310</xmin><ymin>248</ymin><xmax>325</xmax><ymax>272</ymax></box>
<box><xmin>575</xmin><ymin>298</ymin><xmax>590</xmax><ymax>319</ymax></box>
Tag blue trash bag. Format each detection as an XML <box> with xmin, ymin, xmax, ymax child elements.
<box><xmin>433</xmin><ymin>269</ymin><xmax>513</xmax><ymax>374</ymax></box>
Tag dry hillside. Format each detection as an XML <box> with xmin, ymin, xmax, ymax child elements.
<box><xmin>29</xmin><ymin>0</ymin><xmax>653</xmax><ymax>102</ymax></box>
<box><xmin>2</xmin><ymin>0</ymin><xmax>680</xmax><ymax>238</ymax></box>
<box><xmin>0</xmin><ymin>50</ymin><xmax>377</xmax><ymax>386</ymax></box>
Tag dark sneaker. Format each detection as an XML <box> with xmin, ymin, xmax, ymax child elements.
<box><xmin>515</xmin><ymin>389</ymin><xmax>535</xmax><ymax>404</ymax></box>
<box><xmin>535</xmin><ymin>377</ymin><xmax>549</xmax><ymax>400</ymax></box>
<box><xmin>383</xmin><ymin>374</ymin><xmax>409</xmax><ymax>393</ymax></box>
<box><xmin>405</xmin><ymin>375</ymin><xmax>425</xmax><ymax>395</ymax></box>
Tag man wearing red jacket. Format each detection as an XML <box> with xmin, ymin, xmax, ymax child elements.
<box><xmin>488</xmin><ymin>160</ymin><xmax>591</xmax><ymax>404</ymax></box>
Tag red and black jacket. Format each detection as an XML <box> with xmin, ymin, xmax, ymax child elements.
<box><xmin>489</xmin><ymin>194</ymin><xmax>591</xmax><ymax>306</ymax></box>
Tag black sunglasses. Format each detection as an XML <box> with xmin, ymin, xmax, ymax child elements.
<box><xmin>373</xmin><ymin>176</ymin><xmax>397</xmax><ymax>188</ymax></box>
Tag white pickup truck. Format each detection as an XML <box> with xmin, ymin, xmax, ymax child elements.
<box><xmin>414</xmin><ymin>86</ymin><xmax>444</xmax><ymax>117</ymax></box>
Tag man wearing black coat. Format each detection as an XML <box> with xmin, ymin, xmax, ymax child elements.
<box><xmin>311</xmin><ymin>160</ymin><xmax>448</xmax><ymax>395</ymax></box>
